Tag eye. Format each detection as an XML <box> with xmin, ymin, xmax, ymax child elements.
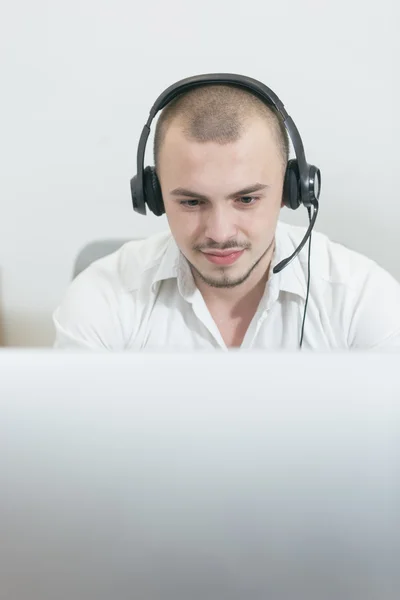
<box><xmin>180</xmin><ymin>199</ymin><xmax>201</xmax><ymax>207</ymax></box>
<box><xmin>238</xmin><ymin>196</ymin><xmax>259</xmax><ymax>206</ymax></box>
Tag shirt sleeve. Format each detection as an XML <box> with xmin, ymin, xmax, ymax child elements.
<box><xmin>348</xmin><ymin>263</ymin><xmax>400</xmax><ymax>350</ymax></box>
<box><xmin>52</xmin><ymin>263</ymin><xmax>127</xmax><ymax>351</ymax></box>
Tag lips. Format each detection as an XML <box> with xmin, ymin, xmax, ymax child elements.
<box><xmin>202</xmin><ymin>250</ymin><xmax>244</xmax><ymax>265</ymax></box>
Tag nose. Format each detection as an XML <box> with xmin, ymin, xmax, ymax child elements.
<box><xmin>203</xmin><ymin>204</ymin><xmax>237</xmax><ymax>245</ymax></box>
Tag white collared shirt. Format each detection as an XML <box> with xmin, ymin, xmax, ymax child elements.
<box><xmin>53</xmin><ymin>221</ymin><xmax>400</xmax><ymax>351</ymax></box>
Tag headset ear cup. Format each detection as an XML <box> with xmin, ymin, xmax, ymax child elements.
<box><xmin>143</xmin><ymin>167</ymin><xmax>165</xmax><ymax>216</ymax></box>
<box><xmin>130</xmin><ymin>174</ymin><xmax>147</xmax><ymax>215</ymax></box>
<box><xmin>283</xmin><ymin>159</ymin><xmax>302</xmax><ymax>210</ymax></box>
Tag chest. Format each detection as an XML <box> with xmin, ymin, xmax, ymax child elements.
<box><xmin>208</xmin><ymin>311</ymin><xmax>257</xmax><ymax>348</ymax></box>
<box><xmin>128</xmin><ymin>282</ymin><xmax>341</xmax><ymax>350</ymax></box>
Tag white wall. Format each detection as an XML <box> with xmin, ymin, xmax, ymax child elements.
<box><xmin>0</xmin><ymin>0</ymin><xmax>398</xmax><ymax>346</ymax></box>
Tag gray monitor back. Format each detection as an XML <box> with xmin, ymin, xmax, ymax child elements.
<box><xmin>0</xmin><ymin>350</ymin><xmax>399</xmax><ymax>600</ymax></box>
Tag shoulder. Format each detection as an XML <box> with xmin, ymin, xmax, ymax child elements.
<box><xmin>277</xmin><ymin>220</ymin><xmax>380</xmax><ymax>286</ymax></box>
<box><xmin>68</xmin><ymin>229</ymin><xmax>174</xmax><ymax>295</ymax></box>
<box><xmin>277</xmin><ymin>221</ymin><xmax>400</xmax><ymax>349</ymax></box>
<box><xmin>88</xmin><ymin>230</ymin><xmax>175</xmax><ymax>290</ymax></box>
<box><xmin>53</xmin><ymin>230</ymin><xmax>175</xmax><ymax>349</ymax></box>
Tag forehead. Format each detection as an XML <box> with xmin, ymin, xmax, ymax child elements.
<box><xmin>158</xmin><ymin>117</ymin><xmax>283</xmax><ymax>178</ymax></box>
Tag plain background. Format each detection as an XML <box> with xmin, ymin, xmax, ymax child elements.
<box><xmin>0</xmin><ymin>0</ymin><xmax>398</xmax><ymax>346</ymax></box>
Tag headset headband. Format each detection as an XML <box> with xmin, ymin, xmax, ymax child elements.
<box><xmin>136</xmin><ymin>73</ymin><xmax>311</xmax><ymax>207</ymax></box>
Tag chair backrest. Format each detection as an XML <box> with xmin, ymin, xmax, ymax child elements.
<box><xmin>73</xmin><ymin>239</ymin><xmax>131</xmax><ymax>279</ymax></box>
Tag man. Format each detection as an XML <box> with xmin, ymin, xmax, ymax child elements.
<box><xmin>53</xmin><ymin>81</ymin><xmax>400</xmax><ymax>350</ymax></box>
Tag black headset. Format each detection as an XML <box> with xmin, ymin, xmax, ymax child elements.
<box><xmin>130</xmin><ymin>73</ymin><xmax>321</xmax><ymax>346</ymax></box>
<box><xmin>131</xmin><ymin>73</ymin><xmax>321</xmax><ymax>272</ymax></box>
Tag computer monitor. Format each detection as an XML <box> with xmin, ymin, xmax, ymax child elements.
<box><xmin>0</xmin><ymin>350</ymin><xmax>399</xmax><ymax>599</ymax></box>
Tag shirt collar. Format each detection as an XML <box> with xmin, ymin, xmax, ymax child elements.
<box><xmin>151</xmin><ymin>235</ymin><xmax>180</xmax><ymax>287</ymax></box>
<box><xmin>121</xmin><ymin>233</ymin><xmax>179</xmax><ymax>292</ymax></box>
<box><xmin>126</xmin><ymin>221</ymin><xmax>308</xmax><ymax>302</ymax></box>
<box><xmin>271</xmin><ymin>221</ymin><xmax>308</xmax><ymax>301</ymax></box>
<box><xmin>152</xmin><ymin>239</ymin><xmax>198</xmax><ymax>300</ymax></box>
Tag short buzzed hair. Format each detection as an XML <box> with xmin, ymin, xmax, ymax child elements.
<box><xmin>153</xmin><ymin>84</ymin><xmax>290</xmax><ymax>171</ymax></box>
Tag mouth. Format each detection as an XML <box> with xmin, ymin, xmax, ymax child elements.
<box><xmin>201</xmin><ymin>250</ymin><xmax>245</xmax><ymax>265</ymax></box>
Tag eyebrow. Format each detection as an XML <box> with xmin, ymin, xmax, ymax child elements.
<box><xmin>170</xmin><ymin>183</ymin><xmax>269</xmax><ymax>201</ymax></box>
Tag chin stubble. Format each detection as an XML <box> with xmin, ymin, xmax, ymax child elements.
<box><xmin>188</xmin><ymin>238</ymin><xmax>275</xmax><ymax>289</ymax></box>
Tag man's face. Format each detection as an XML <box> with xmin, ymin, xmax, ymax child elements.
<box><xmin>158</xmin><ymin>117</ymin><xmax>285</xmax><ymax>289</ymax></box>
